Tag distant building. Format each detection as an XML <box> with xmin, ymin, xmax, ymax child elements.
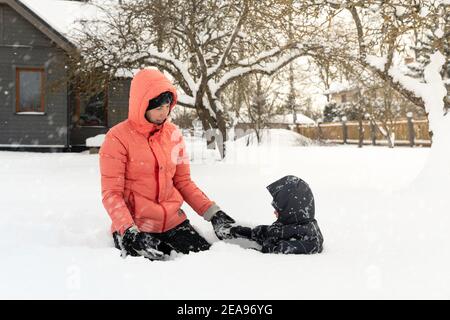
<box><xmin>324</xmin><ymin>56</ymin><xmax>424</xmax><ymax>119</ymax></box>
<box><xmin>324</xmin><ymin>82</ymin><xmax>360</xmax><ymax>105</ymax></box>
<box><xmin>323</xmin><ymin>77</ymin><xmax>426</xmax><ymax>122</ymax></box>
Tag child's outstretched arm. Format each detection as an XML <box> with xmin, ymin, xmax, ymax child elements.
<box><xmin>250</xmin><ymin>225</ymin><xmax>270</xmax><ymax>244</ymax></box>
<box><xmin>230</xmin><ymin>226</ymin><xmax>252</xmax><ymax>239</ymax></box>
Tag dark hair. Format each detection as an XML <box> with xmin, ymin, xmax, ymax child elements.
<box><xmin>147</xmin><ymin>91</ymin><xmax>173</xmax><ymax>111</ymax></box>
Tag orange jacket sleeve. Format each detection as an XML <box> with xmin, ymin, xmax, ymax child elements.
<box><xmin>172</xmin><ymin>134</ymin><xmax>218</xmax><ymax>220</ymax></box>
<box><xmin>99</xmin><ymin>130</ymin><xmax>135</xmax><ymax>235</ymax></box>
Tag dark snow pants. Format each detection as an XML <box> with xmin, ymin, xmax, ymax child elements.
<box><xmin>113</xmin><ymin>219</ymin><xmax>211</xmax><ymax>255</ymax></box>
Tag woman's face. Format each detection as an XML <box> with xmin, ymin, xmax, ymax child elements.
<box><xmin>145</xmin><ymin>103</ymin><xmax>171</xmax><ymax>125</ymax></box>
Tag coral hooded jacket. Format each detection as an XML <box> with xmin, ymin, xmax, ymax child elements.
<box><xmin>99</xmin><ymin>69</ymin><xmax>216</xmax><ymax>235</ymax></box>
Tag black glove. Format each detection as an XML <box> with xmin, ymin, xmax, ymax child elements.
<box><xmin>211</xmin><ymin>211</ymin><xmax>252</xmax><ymax>240</ymax></box>
<box><xmin>119</xmin><ymin>226</ymin><xmax>165</xmax><ymax>260</ymax></box>
<box><xmin>251</xmin><ymin>225</ymin><xmax>269</xmax><ymax>244</ymax></box>
<box><xmin>211</xmin><ymin>211</ymin><xmax>236</xmax><ymax>240</ymax></box>
<box><xmin>230</xmin><ymin>226</ymin><xmax>252</xmax><ymax>239</ymax></box>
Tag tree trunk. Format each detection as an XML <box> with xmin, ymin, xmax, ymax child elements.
<box><xmin>385</xmin><ymin>127</ymin><xmax>394</xmax><ymax>148</ymax></box>
<box><xmin>195</xmin><ymin>98</ymin><xmax>228</xmax><ymax>158</ymax></box>
<box><xmin>195</xmin><ymin>103</ymin><xmax>215</xmax><ymax>150</ymax></box>
<box><xmin>216</xmin><ymin>110</ymin><xmax>227</xmax><ymax>159</ymax></box>
<box><xmin>358</xmin><ymin>115</ymin><xmax>364</xmax><ymax>148</ymax></box>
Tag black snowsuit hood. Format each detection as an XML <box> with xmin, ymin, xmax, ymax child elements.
<box><xmin>267</xmin><ymin>175</ymin><xmax>315</xmax><ymax>225</ymax></box>
<box><xmin>243</xmin><ymin>175</ymin><xmax>324</xmax><ymax>254</ymax></box>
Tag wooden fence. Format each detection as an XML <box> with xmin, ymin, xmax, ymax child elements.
<box><xmin>295</xmin><ymin>118</ymin><xmax>431</xmax><ymax>147</ymax></box>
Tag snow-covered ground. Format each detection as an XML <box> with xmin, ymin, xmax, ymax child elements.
<box><xmin>1</xmin><ymin>129</ymin><xmax>449</xmax><ymax>299</ymax></box>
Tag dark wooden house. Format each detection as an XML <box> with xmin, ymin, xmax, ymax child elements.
<box><xmin>0</xmin><ymin>0</ymin><xmax>131</xmax><ymax>151</ymax></box>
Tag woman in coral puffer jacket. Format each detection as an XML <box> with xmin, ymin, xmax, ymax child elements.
<box><xmin>99</xmin><ymin>69</ymin><xmax>239</xmax><ymax>260</ymax></box>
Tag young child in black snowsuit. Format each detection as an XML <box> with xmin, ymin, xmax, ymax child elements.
<box><xmin>233</xmin><ymin>175</ymin><xmax>324</xmax><ymax>254</ymax></box>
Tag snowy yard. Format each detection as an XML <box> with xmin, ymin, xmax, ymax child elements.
<box><xmin>1</xmin><ymin>130</ymin><xmax>449</xmax><ymax>299</ymax></box>
<box><xmin>0</xmin><ymin>0</ymin><xmax>448</xmax><ymax>302</ymax></box>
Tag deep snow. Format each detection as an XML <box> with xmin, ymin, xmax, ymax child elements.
<box><xmin>1</xmin><ymin>129</ymin><xmax>449</xmax><ymax>299</ymax></box>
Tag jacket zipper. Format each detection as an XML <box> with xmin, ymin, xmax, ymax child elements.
<box><xmin>149</xmin><ymin>137</ymin><xmax>166</xmax><ymax>232</ymax></box>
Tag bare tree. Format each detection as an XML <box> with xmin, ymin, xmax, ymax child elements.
<box><xmin>364</xmin><ymin>84</ymin><xmax>401</xmax><ymax>148</ymax></box>
<box><xmin>245</xmin><ymin>74</ymin><xmax>283</xmax><ymax>144</ymax></box>
<box><xmin>68</xmin><ymin>0</ymin><xmax>323</xmax><ymax>158</ymax></box>
<box><xmin>307</xmin><ymin>0</ymin><xmax>447</xmax><ymax>113</ymax></box>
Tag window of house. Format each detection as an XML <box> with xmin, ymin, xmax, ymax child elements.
<box><xmin>74</xmin><ymin>91</ymin><xmax>108</xmax><ymax>127</ymax></box>
<box><xmin>15</xmin><ymin>67</ymin><xmax>45</xmax><ymax>113</ymax></box>
<box><xmin>341</xmin><ymin>93</ymin><xmax>347</xmax><ymax>103</ymax></box>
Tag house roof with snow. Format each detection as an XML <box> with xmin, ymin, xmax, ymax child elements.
<box><xmin>1</xmin><ymin>0</ymin><xmax>136</xmax><ymax>77</ymax></box>
<box><xmin>270</xmin><ymin>113</ymin><xmax>315</xmax><ymax>125</ymax></box>
<box><xmin>323</xmin><ymin>81</ymin><xmax>359</xmax><ymax>95</ymax></box>
<box><xmin>2</xmin><ymin>0</ymin><xmax>114</xmax><ymax>50</ymax></box>
<box><xmin>18</xmin><ymin>0</ymin><xmax>102</xmax><ymax>43</ymax></box>
<box><xmin>0</xmin><ymin>0</ymin><xmax>91</xmax><ymax>52</ymax></box>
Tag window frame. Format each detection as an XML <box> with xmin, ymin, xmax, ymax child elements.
<box><xmin>15</xmin><ymin>67</ymin><xmax>46</xmax><ymax>114</ymax></box>
<box><xmin>73</xmin><ymin>87</ymin><xmax>109</xmax><ymax>128</ymax></box>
